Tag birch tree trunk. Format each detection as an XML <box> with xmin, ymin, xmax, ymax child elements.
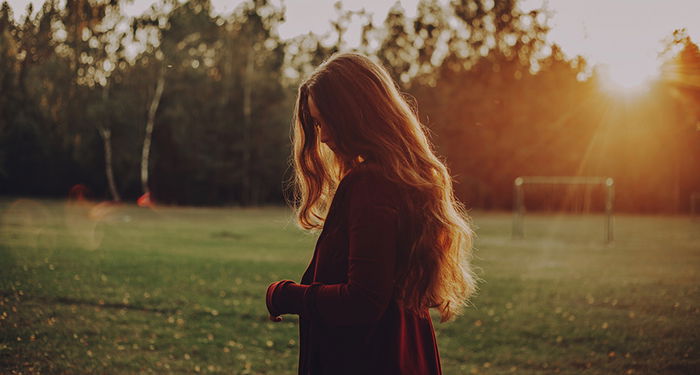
<box><xmin>242</xmin><ymin>51</ymin><xmax>254</xmax><ymax>205</ymax></box>
<box><xmin>99</xmin><ymin>127</ymin><xmax>121</xmax><ymax>201</ymax></box>
<box><xmin>141</xmin><ymin>66</ymin><xmax>166</xmax><ymax>195</ymax></box>
<box><xmin>98</xmin><ymin>84</ymin><xmax>121</xmax><ymax>201</ymax></box>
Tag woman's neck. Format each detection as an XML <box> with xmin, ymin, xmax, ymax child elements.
<box><xmin>340</xmin><ymin>155</ymin><xmax>367</xmax><ymax>178</ymax></box>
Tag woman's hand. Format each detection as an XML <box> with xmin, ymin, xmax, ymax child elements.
<box><xmin>266</xmin><ymin>280</ymin><xmax>298</xmax><ymax>319</ymax></box>
<box><xmin>269</xmin><ymin>314</ymin><xmax>283</xmax><ymax>322</ymax></box>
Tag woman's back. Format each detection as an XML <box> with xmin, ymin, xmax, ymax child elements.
<box><xmin>297</xmin><ymin>162</ymin><xmax>442</xmax><ymax>374</ymax></box>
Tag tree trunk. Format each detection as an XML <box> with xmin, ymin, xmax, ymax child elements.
<box><xmin>98</xmin><ymin>84</ymin><xmax>120</xmax><ymax>201</ymax></box>
<box><xmin>242</xmin><ymin>51</ymin><xmax>254</xmax><ymax>205</ymax></box>
<box><xmin>141</xmin><ymin>66</ymin><xmax>166</xmax><ymax>195</ymax></box>
<box><xmin>99</xmin><ymin>127</ymin><xmax>120</xmax><ymax>201</ymax></box>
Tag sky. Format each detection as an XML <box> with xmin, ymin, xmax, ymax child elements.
<box><xmin>6</xmin><ymin>0</ymin><xmax>700</xmax><ymax>88</ymax></box>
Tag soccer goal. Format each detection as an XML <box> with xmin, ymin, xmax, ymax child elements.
<box><xmin>512</xmin><ymin>176</ymin><xmax>615</xmax><ymax>243</ymax></box>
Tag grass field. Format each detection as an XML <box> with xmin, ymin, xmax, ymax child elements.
<box><xmin>1</xmin><ymin>198</ymin><xmax>698</xmax><ymax>374</ymax></box>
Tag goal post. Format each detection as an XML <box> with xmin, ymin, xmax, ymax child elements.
<box><xmin>692</xmin><ymin>192</ymin><xmax>700</xmax><ymax>219</ymax></box>
<box><xmin>512</xmin><ymin>176</ymin><xmax>615</xmax><ymax>243</ymax></box>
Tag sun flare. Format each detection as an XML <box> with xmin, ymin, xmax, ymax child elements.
<box><xmin>598</xmin><ymin>55</ymin><xmax>661</xmax><ymax>94</ymax></box>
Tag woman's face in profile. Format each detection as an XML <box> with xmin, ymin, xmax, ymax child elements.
<box><xmin>308</xmin><ymin>95</ymin><xmax>336</xmax><ymax>151</ymax></box>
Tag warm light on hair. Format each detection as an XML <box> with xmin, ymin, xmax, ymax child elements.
<box><xmin>286</xmin><ymin>52</ymin><xmax>478</xmax><ymax>322</ymax></box>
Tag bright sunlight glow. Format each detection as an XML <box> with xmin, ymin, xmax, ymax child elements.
<box><xmin>597</xmin><ymin>54</ymin><xmax>661</xmax><ymax>94</ymax></box>
<box><xmin>533</xmin><ymin>0</ymin><xmax>698</xmax><ymax>95</ymax></box>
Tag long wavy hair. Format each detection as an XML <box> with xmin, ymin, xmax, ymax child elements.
<box><xmin>286</xmin><ymin>52</ymin><xmax>478</xmax><ymax>322</ymax></box>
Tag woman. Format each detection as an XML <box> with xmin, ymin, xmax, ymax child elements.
<box><xmin>266</xmin><ymin>52</ymin><xmax>478</xmax><ymax>375</ymax></box>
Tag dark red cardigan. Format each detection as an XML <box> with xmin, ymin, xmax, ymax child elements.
<box><xmin>266</xmin><ymin>163</ymin><xmax>442</xmax><ymax>375</ymax></box>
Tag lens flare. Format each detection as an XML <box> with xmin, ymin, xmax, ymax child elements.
<box><xmin>64</xmin><ymin>185</ymin><xmax>124</xmax><ymax>251</ymax></box>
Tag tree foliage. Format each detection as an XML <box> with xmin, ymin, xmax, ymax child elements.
<box><xmin>1</xmin><ymin>0</ymin><xmax>698</xmax><ymax>212</ymax></box>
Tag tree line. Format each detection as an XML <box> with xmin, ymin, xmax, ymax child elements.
<box><xmin>1</xmin><ymin>0</ymin><xmax>698</xmax><ymax>212</ymax></box>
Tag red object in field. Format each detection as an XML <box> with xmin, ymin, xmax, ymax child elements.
<box><xmin>137</xmin><ymin>192</ymin><xmax>153</xmax><ymax>207</ymax></box>
<box><xmin>68</xmin><ymin>184</ymin><xmax>89</xmax><ymax>201</ymax></box>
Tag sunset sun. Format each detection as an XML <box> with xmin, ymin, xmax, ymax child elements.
<box><xmin>598</xmin><ymin>56</ymin><xmax>661</xmax><ymax>94</ymax></box>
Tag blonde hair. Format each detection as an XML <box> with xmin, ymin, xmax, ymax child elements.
<box><xmin>286</xmin><ymin>52</ymin><xmax>478</xmax><ymax>322</ymax></box>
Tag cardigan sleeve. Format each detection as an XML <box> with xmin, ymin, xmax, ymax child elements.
<box><xmin>266</xmin><ymin>171</ymin><xmax>401</xmax><ymax>326</ymax></box>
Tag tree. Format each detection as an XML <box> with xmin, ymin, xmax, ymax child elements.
<box><xmin>60</xmin><ymin>0</ymin><xmax>128</xmax><ymax>201</ymax></box>
<box><xmin>659</xmin><ymin>30</ymin><xmax>700</xmax><ymax>211</ymax></box>
<box><xmin>375</xmin><ymin>3</ymin><xmax>415</xmax><ymax>86</ymax></box>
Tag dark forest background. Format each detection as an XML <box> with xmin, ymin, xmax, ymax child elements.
<box><xmin>1</xmin><ymin>0</ymin><xmax>699</xmax><ymax>212</ymax></box>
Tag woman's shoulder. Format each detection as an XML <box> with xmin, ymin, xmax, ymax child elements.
<box><xmin>342</xmin><ymin>162</ymin><xmax>404</xmax><ymax>206</ymax></box>
<box><xmin>344</xmin><ymin>161</ymin><xmax>389</xmax><ymax>185</ymax></box>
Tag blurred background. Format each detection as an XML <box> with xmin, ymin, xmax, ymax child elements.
<box><xmin>0</xmin><ymin>0</ymin><xmax>698</xmax><ymax>211</ymax></box>
<box><xmin>1</xmin><ymin>0</ymin><xmax>699</xmax><ymax>374</ymax></box>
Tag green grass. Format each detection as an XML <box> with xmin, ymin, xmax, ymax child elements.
<box><xmin>1</xmin><ymin>199</ymin><xmax>698</xmax><ymax>374</ymax></box>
